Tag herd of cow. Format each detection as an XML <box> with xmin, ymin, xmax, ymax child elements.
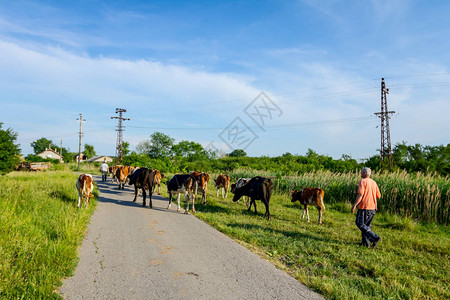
<box><xmin>76</xmin><ymin>165</ymin><xmax>326</xmax><ymax>223</ymax></box>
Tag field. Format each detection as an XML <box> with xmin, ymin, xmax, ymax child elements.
<box><xmin>0</xmin><ymin>170</ymin><xmax>97</xmax><ymax>299</ymax></box>
<box><xmin>1</xmin><ymin>167</ymin><xmax>448</xmax><ymax>299</ymax></box>
<box><xmin>160</xmin><ymin>170</ymin><xmax>450</xmax><ymax>299</ymax></box>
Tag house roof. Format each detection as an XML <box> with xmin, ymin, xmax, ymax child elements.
<box><xmin>85</xmin><ymin>155</ymin><xmax>113</xmax><ymax>162</ymax></box>
<box><xmin>37</xmin><ymin>148</ymin><xmax>63</xmax><ymax>159</ymax></box>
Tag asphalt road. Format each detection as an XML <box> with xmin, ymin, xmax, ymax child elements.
<box><xmin>59</xmin><ymin>176</ymin><xmax>323</xmax><ymax>299</ymax></box>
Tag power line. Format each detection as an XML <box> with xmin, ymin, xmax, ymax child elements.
<box><xmin>127</xmin><ymin>115</ymin><xmax>376</xmax><ymax>131</ymax></box>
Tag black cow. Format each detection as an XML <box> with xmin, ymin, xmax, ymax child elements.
<box><xmin>167</xmin><ymin>174</ymin><xmax>196</xmax><ymax>213</ymax></box>
<box><xmin>231</xmin><ymin>176</ymin><xmax>274</xmax><ymax>220</ymax></box>
<box><xmin>128</xmin><ymin>167</ymin><xmax>155</xmax><ymax>208</ymax></box>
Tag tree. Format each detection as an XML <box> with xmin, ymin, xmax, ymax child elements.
<box><xmin>0</xmin><ymin>123</ymin><xmax>21</xmax><ymax>174</ymax></box>
<box><xmin>172</xmin><ymin>140</ymin><xmax>207</xmax><ymax>161</ymax></box>
<box><xmin>83</xmin><ymin>144</ymin><xmax>95</xmax><ymax>158</ymax></box>
<box><xmin>138</xmin><ymin>132</ymin><xmax>175</xmax><ymax>159</ymax></box>
<box><xmin>122</xmin><ymin>141</ymin><xmax>130</xmax><ymax>156</ymax></box>
<box><xmin>228</xmin><ymin>149</ymin><xmax>247</xmax><ymax>157</ymax></box>
<box><xmin>31</xmin><ymin>137</ymin><xmax>55</xmax><ymax>155</ymax></box>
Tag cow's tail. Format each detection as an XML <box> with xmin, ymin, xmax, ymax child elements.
<box><xmin>82</xmin><ymin>176</ymin><xmax>90</xmax><ymax>197</ymax></box>
<box><xmin>263</xmin><ymin>178</ymin><xmax>274</xmax><ymax>202</ymax></box>
<box><xmin>318</xmin><ymin>189</ymin><xmax>325</xmax><ymax>211</ymax></box>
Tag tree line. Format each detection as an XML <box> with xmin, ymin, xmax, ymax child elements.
<box><xmin>0</xmin><ymin>126</ymin><xmax>448</xmax><ymax>176</ymax></box>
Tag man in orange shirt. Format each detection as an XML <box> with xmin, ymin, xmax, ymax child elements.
<box><xmin>351</xmin><ymin>167</ymin><xmax>382</xmax><ymax>248</ymax></box>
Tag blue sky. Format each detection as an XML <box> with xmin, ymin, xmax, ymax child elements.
<box><xmin>1</xmin><ymin>0</ymin><xmax>449</xmax><ymax>160</ymax></box>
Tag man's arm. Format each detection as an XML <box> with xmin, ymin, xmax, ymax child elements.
<box><xmin>351</xmin><ymin>194</ymin><xmax>362</xmax><ymax>214</ymax></box>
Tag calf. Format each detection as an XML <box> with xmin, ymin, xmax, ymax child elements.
<box><xmin>128</xmin><ymin>167</ymin><xmax>155</xmax><ymax>208</ymax></box>
<box><xmin>116</xmin><ymin>166</ymin><xmax>130</xmax><ymax>189</ymax></box>
<box><xmin>108</xmin><ymin>165</ymin><xmax>119</xmax><ymax>183</ymax></box>
<box><xmin>76</xmin><ymin>174</ymin><xmax>94</xmax><ymax>208</ymax></box>
<box><xmin>214</xmin><ymin>174</ymin><xmax>230</xmax><ymax>198</ymax></box>
<box><xmin>291</xmin><ymin>188</ymin><xmax>325</xmax><ymax>224</ymax></box>
<box><xmin>231</xmin><ymin>178</ymin><xmax>250</xmax><ymax>207</ymax></box>
<box><xmin>189</xmin><ymin>171</ymin><xmax>210</xmax><ymax>204</ymax></box>
<box><xmin>231</xmin><ymin>176</ymin><xmax>274</xmax><ymax>220</ymax></box>
<box><xmin>167</xmin><ymin>174</ymin><xmax>196</xmax><ymax>213</ymax></box>
<box><xmin>151</xmin><ymin>169</ymin><xmax>163</xmax><ymax>195</ymax></box>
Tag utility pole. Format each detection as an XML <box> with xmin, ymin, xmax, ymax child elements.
<box><xmin>76</xmin><ymin>114</ymin><xmax>86</xmax><ymax>170</ymax></box>
<box><xmin>374</xmin><ymin>78</ymin><xmax>395</xmax><ymax>171</ymax></box>
<box><xmin>111</xmin><ymin>108</ymin><xmax>130</xmax><ymax>165</ymax></box>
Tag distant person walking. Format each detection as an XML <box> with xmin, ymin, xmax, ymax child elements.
<box><xmin>100</xmin><ymin>161</ymin><xmax>109</xmax><ymax>182</ymax></box>
<box><xmin>351</xmin><ymin>167</ymin><xmax>382</xmax><ymax>248</ymax></box>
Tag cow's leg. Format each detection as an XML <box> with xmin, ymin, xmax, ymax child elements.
<box><xmin>306</xmin><ymin>206</ymin><xmax>310</xmax><ymax>222</ymax></box>
<box><xmin>142</xmin><ymin>189</ymin><xmax>146</xmax><ymax>207</ymax></box>
<box><xmin>177</xmin><ymin>193</ymin><xmax>181</xmax><ymax>212</ymax></box>
<box><xmin>77</xmin><ymin>191</ymin><xmax>82</xmax><ymax>208</ymax></box>
<box><xmin>302</xmin><ymin>205</ymin><xmax>307</xmax><ymax>220</ymax></box>
<box><xmin>192</xmin><ymin>193</ymin><xmax>196</xmax><ymax>213</ymax></box>
<box><xmin>157</xmin><ymin>184</ymin><xmax>161</xmax><ymax>195</ymax></box>
<box><xmin>167</xmin><ymin>193</ymin><xmax>172</xmax><ymax>209</ymax></box>
<box><xmin>317</xmin><ymin>206</ymin><xmax>322</xmax><ymax>224</ymax></box>
<box><xmin>202</xmin><ymin>191</ymin><xmax>206</xmax><ymax>205</ymax></box>
<box><xmin>148</xmin><ymin>189</ymin><xmax>153</xmax><ymax>209</ymax></box>
<box><xmin>216</xmin><ymin>188</ymin><xmax>219</xmax><ymax>197</ymax></box>
<box><xmin>263</xmin><ymin>201</ymin><xmax>270</xmax><ymax>220</ymax></box>
<box><xmin>224</xmin><ymin>188</ymin><xmax>228</xmax><ymax>198</ymax></box>
<box><xmin>244</xmin><ymin>196</ymin><xmax>250</xmax><ymax>208</ymax></box>
<box><xmin>133</xmin><ymin>185</ymin><xmax>138</xmax><ymax>202</ymax></box>
<box><xmin>184</xmin><ymin>190</ymin><xmax>190</xmax><ymax>214</ymax></box>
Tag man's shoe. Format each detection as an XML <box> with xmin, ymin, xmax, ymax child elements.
<box><xmin>371</xmin><ymin>237</ymin><xmax>381</xmax><ymax>248</ymax></box>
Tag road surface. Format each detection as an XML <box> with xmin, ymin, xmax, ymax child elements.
<box><xmin>59</xmin><ymin>176</ymin><xmax>323</xmax><ymax>299</ymax></box>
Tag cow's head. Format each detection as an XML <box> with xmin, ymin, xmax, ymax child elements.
<box><xmin>291</xmin><ymin>190</ymin><xmax>300</xmax><ymax>202</ymax></box>
<box><xmin>231</xmin><ymin>185</ymin><xmax>242</xmax><ymax>202</ymax></box>
<box><xmin>214</xmin><ymin>176</ymin><xmax>224</xmax><ymax>188</ymax></box>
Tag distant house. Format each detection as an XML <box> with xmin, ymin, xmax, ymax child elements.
<box><xmin>36</xmin><ymin>148</ymin><xmax>64</xmax><ymax>163</ymax></box>
<box><xmin>85</xmin><ymin>155</ymin><xmax>114</xmax><ymax>163</ymax></box>
<box><xmin>73</xmin><ymin>153</ymin><xmax>86</xmax><ymax>162</ymax></box>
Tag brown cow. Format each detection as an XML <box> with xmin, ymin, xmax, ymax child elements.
<box><xmin>76</xmin><ymin>174</ymin><xmax>94</xmax><ymax>208</ymax></box>
<box><xmin>214</xmin><ymin>174</ymin><xmax>230</xmax><ymax>198</ymax></box>
<box><xmin>151</xmin><ymin>169</ymin><xmax>163</xmax><ymax>195</ymax></box>
<box><xmin>116</xmin><ymin>166</ymin><xmax>130</xmax><ymax>189</ymax></box>
<box><xmin>189</xmin><ymin>171</ymin><xmax>209</xmax><ymax>204</ymax></box>
<box><xmin>291</xmin><ymin>188</ymin><xmax>325</xmax><ymax>224</ymax></box>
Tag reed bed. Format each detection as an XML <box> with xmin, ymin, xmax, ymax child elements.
<box><xmin>228</xmin><ymin>168</ymin><xmax>450</xmax><ymax>225</ymax></box>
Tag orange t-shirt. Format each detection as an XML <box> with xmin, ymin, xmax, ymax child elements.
<box><xmin>357</xmin><ymin>177</ymin><xmax>381</xmax><ymax>210</ymax></box>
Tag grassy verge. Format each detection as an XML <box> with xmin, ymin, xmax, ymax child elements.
<box><xmin>160</xmin><ymin>176</ymin><xmax>449</xmax><ymax>299</ymax></box>
<box><xmin>0</xmin><ymin>171</ymin><xmax>97</xmax><ymax>299</ymax></box>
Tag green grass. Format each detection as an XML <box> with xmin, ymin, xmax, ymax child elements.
<box><xmin>161</xmin><ymin>176</ymin><xmax>450</xmax><ymax>300</ymax></box>
<box><xmin>0</xmin><ymin>171</ymin><xmax>97</xmax><ymax>299</ymax></box>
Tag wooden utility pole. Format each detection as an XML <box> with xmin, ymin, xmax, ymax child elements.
<box><xmin>76</xmin><ymin>114</ymin><xmax>86</xmax><ymax>170</ymax></box>
<box><xmin>374</xmin><ymin>78</ymin><xmax>395</xmax><ymax>171</ymax></box>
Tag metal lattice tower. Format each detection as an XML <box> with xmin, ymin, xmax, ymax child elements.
<box><xmin>111</xmin><ymin>108</ymin><xmax>130</xmax><ymax>165</ymax></box>
<box><xmin>374</xmin><ymin>78</ymin><xmax>395</xmax><ymax>171</ymax></box>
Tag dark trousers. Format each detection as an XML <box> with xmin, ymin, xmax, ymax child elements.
<box><xmin>355</xmin><ymin>209</ymin><xmax>379</xmax><ymax>247</ymax></box>
<box><xmin>101</xmin><ymin>171</ymin><xmax>108</xmax><ymax>182</ymax></box>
